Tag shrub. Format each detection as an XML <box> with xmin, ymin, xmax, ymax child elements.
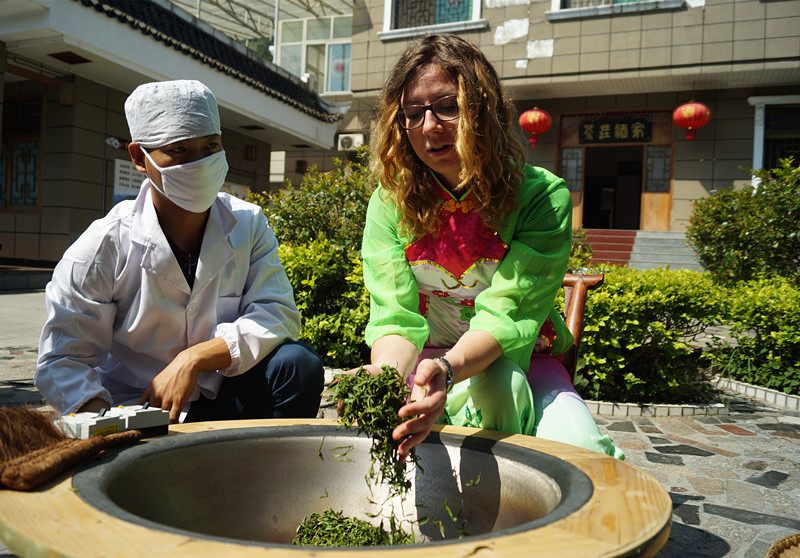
<box><xmin>248</xmin><ymin>148</ymin><xmax>375</xmax><ymax>367</ymax></box>
<box><xmin>709</xmin><ymin>276</ymin><xmax>800</xmax><ymax>395</ymax></box>
<box><xmin>279</xmin><ymin>239</ymin><xmax>370</xmax><ymax>367</ymax></box>
<box><xmin>247</xmin><ymin>148</ymin><xmax>375</xmax><ymax>252</ymax></box>
<box><xmin>686</xmin><ymin>158</ymin><xmax>800</xmax><ymax>284</ymax></box>
<box><xmin>574</xmin><ymin>267</ymin><xmax>724</xmax><ymax>404</ymax></box>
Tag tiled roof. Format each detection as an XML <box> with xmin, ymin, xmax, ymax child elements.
<box><xmin>75</xmin><ymin>0</ymin><xmax>343</xmax><ymax>123</ymax></box>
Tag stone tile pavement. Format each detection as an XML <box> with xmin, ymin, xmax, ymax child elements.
<box><xmin>1</xmin><ymin>289</ymin><xmax>799</xmax><ymax>557</ymax></box>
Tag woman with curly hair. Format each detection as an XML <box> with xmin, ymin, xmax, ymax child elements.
<box><xmin>357</xmin><ymin>34</ymin><xmax>622</xmax><ymax>461</ymax></box>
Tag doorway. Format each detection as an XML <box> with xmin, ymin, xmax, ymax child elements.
<box><xmin>582</xmin><ymin>146</ymin><xmax>642</xmax><ymax>230</ymax></box>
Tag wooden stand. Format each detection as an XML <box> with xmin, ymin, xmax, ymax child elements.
<box><xmin>0</xmin><ymin>419</ymin><xmax>671</xmax><ymax>557</ymax></box>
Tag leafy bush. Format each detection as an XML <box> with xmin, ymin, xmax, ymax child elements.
<box><xmin>710</xmin><ymin>276</ymin><xmax>800</xmax><ymax>395</ymax></box>
<box><xmin>686</xmin><ymin>158</ymin><xmax>800</xmax><ymax>284</ymax></box>
<box><xmin>248</xmin><ymin>148</ymin><xmax>375</xmax><ymax>252</ymax></box>
<box><xmin>574</xmin><ymin>267</ymin><xmax>724</xmax><ymax>404</ymax></box>
<box><xmin>248</xmin><ymin>149</ymin><xmax>375</xmax><ymax>367</ymax></box>
<box><xmin>279</xmin><ymin>239</ymin><xmax>370</xmax><ymax>367</ymax></box>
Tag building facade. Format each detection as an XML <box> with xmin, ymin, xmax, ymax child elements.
<box><xmin>3</xmin><ymin>0</ymin><xmax>797</xmax><ymax>266</ymax></box>
<box><xmin>314</xmin><ymin>0</ymin><xmax>799</xmax><ymax>233</ymax></box>
<box><xmin>0</xmin><ymin>0</ymin><xmax>343</xmax><ymax>266</ymax></box>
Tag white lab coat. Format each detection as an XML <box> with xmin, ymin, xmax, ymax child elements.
<box><xmin>35</xmin><ymin>179</ymin><xmax>301</xmax><ymax>416</ymax></box>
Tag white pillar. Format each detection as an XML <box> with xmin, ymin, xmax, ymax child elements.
<box><xmin>747</xmin><ymin>95</ymin><xmax>800</xmax><ymax>188</ymax></box>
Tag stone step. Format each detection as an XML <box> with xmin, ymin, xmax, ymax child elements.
<box><xmin>628</xmin><ymin>250</ymin><xmax>702</xmax><ymax>263</ymax></box>
<box><xmin>630</xmin><ymin>231</ymin><xmax>704</xmax><ymax>270</ymax></box>
<box><xmin>629</xmin><ymin>244</ymin><xmax>698</xmax><ymax>256</ymax></box>
<box><xmin>635</xmin><ymin>231</ymin><xmax>691</xmax><ymax>240</ymax></box>
<box><xmin>583</xmin><ymin>229</ymin><xmax>704</xmax><ymax>271</ymax></box>
<box><xmin>0</xmin><ymin>266</ymin><xmax>53</xmax><ymax>291</ymax></box>
<box><xmin>627</xmin><ymin>250</ymin><xmax>700</xmax><ymax>259</ymax></box>
<box><xmin>631</xmin><ymin>237</ymin><xmax>694</xmax><ymax>248</ymax></box>
<box><xmin>584</xmin><ymin>229</ymin><xmax>636</xmax><ymax>265</ymax></box>
<box><xmin>591</xmin><ymin>242</ymin><xmax>635</xmax><ymax>252</ymax></box>
<box><xmin>628</xmin><ymin>260</ymin><xmax>705</xmax><ymax>271</ymax></box>
<box><xmin>585</xmin><ymin>229</ymin><xmax>637</xmax><ymax>238</ymax></box>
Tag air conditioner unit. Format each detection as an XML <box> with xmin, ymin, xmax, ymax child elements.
<box><xmin>337</xmin><ymin>133</ymin><xmax>364</xmax><ymax>152</ymax></box>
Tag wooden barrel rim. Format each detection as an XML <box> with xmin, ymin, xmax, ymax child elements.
<box><xmin>0</xmin><ymin>419</ymin><xmax>672</xmax><ymax>558</ymax></box>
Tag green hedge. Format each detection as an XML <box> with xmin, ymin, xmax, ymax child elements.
<box><xmin>575</xmin><ymin>268</ymin><xmax>800</xmax><ymax>401</ymax></box>
<box><xmin>249</xmin><ymin>151</ymin><xmax>375</xmax><ymax>369</ymax></box>
<box><xmin>574</xmin><ymin>267</ymin><xmax>724</xmax><ymax>404</ymax></box>
<box><xmin>248</xmin><ymin>150</ymin><xmax>374</xmax><ymax>253</ymax></box>
<box><xmin>709</xmin><ymin>275</ymin><xmax>800</xmax><ymax>394</ymax></box>
<box><xmin>278</xmin><ymin>238</ymin><xmax>370</xmax><ymax>368</ymax></box>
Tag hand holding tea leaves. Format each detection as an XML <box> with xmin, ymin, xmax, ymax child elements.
<box><xmin>293</xmin><ymin>366</ymin><xmax>420</xmax><ymax>547</ymax></box>
<box><xmin>392</xmin><ymin>357</ymin><xmax>448</xmax><ymax>463</ymax></box>
<box><xmin>294</xmin><ymin>364</ymin><xmax>469</xmax><ymax>547</ymax></box>
<box><xmin>327</xmin><ymin>365</ymin><xmax>418</xmax><ymax>496</ymax></box>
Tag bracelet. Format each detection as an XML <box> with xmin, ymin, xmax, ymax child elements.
<box><xmin>434</xmin><ymin>356</ymin><xmax>455</xmax><ymax>392</ymax></box>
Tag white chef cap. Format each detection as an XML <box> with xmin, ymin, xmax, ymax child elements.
<box><xmin>124</xmin><ymin>80</ymin><xmax>221</xmax><ymax>148</ymax></box>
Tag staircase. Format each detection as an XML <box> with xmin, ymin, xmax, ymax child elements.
<box><xmin>628</xmin><ymin>231</ymin><xmax>704</xmax><ymax>271</ymax></box>
<box><xmin>585</xmin><ymin>229</ymin><xmax>704</xmax><ymax>271</ymax></box>
<box><xmin>585</xmin><ymin>229</ymin><xmax>636</xmax><ymax>267</ymax></box>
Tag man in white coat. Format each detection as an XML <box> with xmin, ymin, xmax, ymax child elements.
<box><xmin>35</xmin><ymin>80</ymin><xmax>324</xmax><ymax>423</ymax></box>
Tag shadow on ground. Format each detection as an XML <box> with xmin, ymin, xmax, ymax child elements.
<box><xmin>658</xmin><ymin>521</ymin><xmax>731</xmax><ymax>558</ymax></box>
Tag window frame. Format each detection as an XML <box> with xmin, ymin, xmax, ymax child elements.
<box><xmin>378</xmin><ymin>0</ymin><xmax>487</xmax><ymax>41</ymax></box>
<box><xmin>276</xmin><ymin>14</ymin><xmax>352</xmax><ymax>95</ymax></box>
<box><xmin>545</xmin><ymin>0</ymin><xmax>684</xmax><ymax>21</ymax></box>
<box><xmin>747</xmin><ymin>95</ymin><xmax>800</xmax><ymax>179</ymax></box>
<box><xmin>1</xmin><ymin>95</ymin><xmax>43</xmax><ymax>212</ymax></box>
<box><xmin>644</xmin><ymin>145</ymin><xmax>672</xmax><ymax>193</ymax></box>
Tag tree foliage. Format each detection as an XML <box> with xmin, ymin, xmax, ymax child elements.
<box><xmin>248</xmin><ymin>148</ymin><xmax>375</xmax><ymax>252</ymax></box>
<box><xmin>686</xmin><ymin>158</ymin><xmax>800</xmax><ymax>284</ymax></box>
<box><xmin>247</xmin><ymin>149</ymin><xmax>375</xmax><ymax>367</ymax></box>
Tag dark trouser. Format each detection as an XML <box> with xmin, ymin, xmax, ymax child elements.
<box><xmin>184</xmin><ymin>340</ymin><xmax>324</xmax><ymax>422</ymax></box>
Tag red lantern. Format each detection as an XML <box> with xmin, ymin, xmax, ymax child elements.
<box><xmin>673</xmin><ymin>101</ymin><xmax>711</xmax><ymax>141</ymax></box>
<box><xmin>519</xmin><ymin>108</ymin><xmax>552</xmax><ymax>148</ymax></box>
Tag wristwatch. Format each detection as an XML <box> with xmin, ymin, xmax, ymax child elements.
<box><xmin>434</xmin><ymin>356</ymin><xmax>455</xmax><ymax>392</ymax></box>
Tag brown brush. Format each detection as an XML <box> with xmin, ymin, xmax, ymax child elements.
<box><xmin>0</xmin><ymin>406</ymin><xmax>141</xmax><ymax>491</ymax></box>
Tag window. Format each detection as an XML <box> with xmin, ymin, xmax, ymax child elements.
<box><xmin>1</xmin><ymin>98</ymin><xmax>42</xmax><ymax>209</ymax></box>
<box><xmin>644</xmin><ymin>146</ymin><xmax>671</xmax><ymax>192</ymax></box>
<box><xmin>394</xmin><ymin>0</ymin><xmax>471</xmax><ymax>28</ymax></box>
<box><xmin>747</xmin><ymin>95</ymin><xmax>800</xmax><ymax>177</ymax></box>
<box><xmin>379</xmin><ymin>0</ymin><xmax>487</xmax><ymax>40</ymax></box>
<box><xmin>560</xmin><ymin>148</ymin><xmax>584</xmax><ymax>192</ymax></box>
<box><xmin>562</xmin><ymin>0</ymin><xmax>652</xmax><ymax>7</ymax></box>
<box><xmin>764</xmin><ymin>105</ymin><xmax>800</xmax><ymax>170</ymax></box>
<box><xmin>326</xmin><ymin>44</ymin><xmax>351</xmax><ymax>93</ymax></box>
<box><xmin>277</xmin><ymin>15</ymin><xmax>352</xmax><ymax>94</ymax></box>
<box><xmin>546</xmin><ymin>0</ymin><xmax>684</xmax><ymax>21</ymax></box>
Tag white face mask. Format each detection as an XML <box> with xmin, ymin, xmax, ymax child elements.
<box><xmin>143</xmin><ymin>149</ymin><xmax>229</xmax><ymax>213</ymax></box>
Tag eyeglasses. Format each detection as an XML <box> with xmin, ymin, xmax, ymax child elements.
<box><xmin>398</xmin><ymin>95</ymin><xmax>459</xmax><ymax>130</ymax></box>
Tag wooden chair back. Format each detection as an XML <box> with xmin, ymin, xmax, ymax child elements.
<box><xmin>559</xmin><ymin>273</ymin><xmax>604</xmax><ymax>380</ymax></box>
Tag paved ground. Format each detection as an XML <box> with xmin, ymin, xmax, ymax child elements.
<box><xmin>1</xmin><ymin>289</ymin><xmax>799</xmax><ymax>557</ymax></box>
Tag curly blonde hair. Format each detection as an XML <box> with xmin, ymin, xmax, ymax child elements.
<box><xmin>370</xmin><ymin>34</ymin><xmax>525</xmax><ymax>237</ymax></box>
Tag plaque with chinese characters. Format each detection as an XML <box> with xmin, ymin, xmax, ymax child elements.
<box><xmin>579</xmin><ymin>118</ymin><xmax>652</xmax><ymax>144</ymax></box>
